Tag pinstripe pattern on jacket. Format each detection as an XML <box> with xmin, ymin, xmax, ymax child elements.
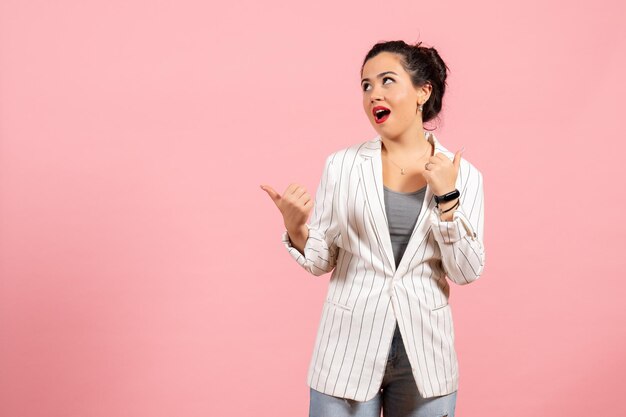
<box><xmin>281</xmin><ymin>131</ymin><xmax>485</xmax><ymax>402</ymax></box>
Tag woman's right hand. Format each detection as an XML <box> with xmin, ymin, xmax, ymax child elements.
<box><xmin>260</xmin><ymin>183</ymin><xmax>312</xmax><ymax>237</ymax></box>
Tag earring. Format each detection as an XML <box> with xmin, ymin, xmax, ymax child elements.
<box><xmin>418</xmin><ymin>103</ymin><xmax>424</xmax><ymax>112</ymax></box>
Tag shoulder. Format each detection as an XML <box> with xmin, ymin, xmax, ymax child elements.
<box><xmin>323</xmin><ymin>137</ymin><xmax>377</xmax><ymax>170</ymax></box>
<box><xmin>459</xmin><ymin>156</ymin><xmax>483</xmax><ymax>180</ymax></box>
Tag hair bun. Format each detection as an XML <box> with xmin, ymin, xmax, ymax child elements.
<box><xmin>423</xmin><ymin>47</ymin><xmax>448</xmax><ymax>82</ymax></box>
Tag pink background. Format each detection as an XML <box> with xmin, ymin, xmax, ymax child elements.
<box><xmin>1</xmin><ymin>0</ymin><xmax>625</xmax><ymax>416</ymax></box>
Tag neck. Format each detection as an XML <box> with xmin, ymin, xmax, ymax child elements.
<box><xmin>381</xmin><ymin>125</ymin><xmax>432</xmax><ymax>161</ymax></box>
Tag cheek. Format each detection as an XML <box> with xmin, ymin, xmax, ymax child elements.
<box><xmin>390</xmin><ymin>101</ymin><xmax>413</xmax><ymax>119</ymax></box>
<box><xmin>393</xmin><ymin>95</ymin><xmax>417</xmax><ymax>116</ymax></box>
<box><xmin>393</xmin><ymin>89</ymin><xmax>413</xmax><ymax>104</ymax></box>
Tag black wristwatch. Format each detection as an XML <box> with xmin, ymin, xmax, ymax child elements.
<box><xmin>434</xmin><ymin>189</ymin><xmax>460</xmax><ymax>205</ymax></box>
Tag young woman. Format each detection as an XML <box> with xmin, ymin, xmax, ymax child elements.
<box><xmin>261</xmin><ymin>40</ymin><xmax>485</xmax><ymax>417</ymax></box>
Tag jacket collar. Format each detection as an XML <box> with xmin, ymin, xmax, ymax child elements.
<box><xmin>358</xmin><ymin>131</ymin><xmax>451</xmax><ymax>159</ymax></box>
<box><xmin>356</xmin><ymin>131</ymin><xmax>451</xmax><ymax>276</ymax></box>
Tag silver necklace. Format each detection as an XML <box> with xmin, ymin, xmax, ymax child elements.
<box><xmin>382</xmin><ymin>140</ymin><xmax>432</xmax><ymax>175</ymax></box>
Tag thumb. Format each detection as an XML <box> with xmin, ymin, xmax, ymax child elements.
<box><xmin>260</xmin><ymin>184</ymin><xmax>281</xmax><ymax>205</ymax></box>
<box><xmin>453</xmin><ymin>148</ymin><xmax>463</xmax><ymax>171</ymax></box>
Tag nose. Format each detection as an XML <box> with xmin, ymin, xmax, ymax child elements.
<box><xmin>368</xmin><ymin>84</ymin><xmax>384</xmax><ymax>103</ymax></box>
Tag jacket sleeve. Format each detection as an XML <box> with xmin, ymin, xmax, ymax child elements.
<box><xmin>430</xmin><ymin>167</ymin><xmax>485</xmax><ymax>285</ymax></box>
<box><xmin>281</xmin><ymin>154</ymin><xmax>341</xmax><ymax>276</ymax></box>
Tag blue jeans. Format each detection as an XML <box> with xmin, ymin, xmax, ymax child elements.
<box><xmin>309</xmin><ymin>322</ymin><xmax>457</xmax><ymax>417</ymax></box>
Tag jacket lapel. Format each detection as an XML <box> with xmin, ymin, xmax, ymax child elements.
<box><xmin>357</xmin><ymin>132</ymin><xmax>452</xmax><ymax>277</ymax></box>
<box><xmin>358</xmin><ymin>141</ymin><xmax>395</xmax><ymax>275</ymax></box>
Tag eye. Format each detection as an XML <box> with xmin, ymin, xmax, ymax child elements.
<box><xmin>362</xmin><ymin>77</ymin><xmax>394</xmax><ymax>91</ymax></box>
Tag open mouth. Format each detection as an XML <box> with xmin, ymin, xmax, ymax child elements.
<box><xmin>373</xmin><ymin>106</ymin><xmax>391</xmax><ymax>123</ymax></box>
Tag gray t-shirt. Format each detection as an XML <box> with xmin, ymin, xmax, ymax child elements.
<box><xmin>383</xmin><ymin>185</ymin><xmax>428</xmax><ymax>269</ymax></box>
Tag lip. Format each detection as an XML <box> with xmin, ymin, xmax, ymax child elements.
<box><xmin>372</xmin><ymin>106</ymin><xmax>391</xmax><ymax>124</ymax></box>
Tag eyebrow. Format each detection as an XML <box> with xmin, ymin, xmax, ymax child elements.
<box><xmin>361</xmin><ymin>71</ymin><xmax>398</xmax><ymax>84</ymax></box>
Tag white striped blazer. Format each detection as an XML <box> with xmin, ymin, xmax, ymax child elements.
<box><xmin>281</xmin><ymin>131</ymin><xmax>486</xmax><ymax>402</ymax></box>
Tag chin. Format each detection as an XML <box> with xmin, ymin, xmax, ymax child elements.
<box><xmin>374</xmin><ymin>123</ymin><xmax>396</xmax><ymax>134</ymax></box>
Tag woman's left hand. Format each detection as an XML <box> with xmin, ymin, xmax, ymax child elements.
<box><xmin>422</xmin><ymin>149</ymin><xmax>463</xmax><ymax>196</ymax></box>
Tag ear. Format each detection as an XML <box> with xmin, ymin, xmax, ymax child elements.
<box><xmin>422</xmin><ymin>82</ymin><xmax>432</xmax><ymax>101</ymax></box>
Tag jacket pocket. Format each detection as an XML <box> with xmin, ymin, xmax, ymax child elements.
<box><xmin>431</xmin><ymin>302</ymin><xmax>449</xmax><ymax>312</ymax></box>
<box><xmin>325</xmin><ymin>299</ymin><xmax>352</xmax><ymax>312</ymax></box>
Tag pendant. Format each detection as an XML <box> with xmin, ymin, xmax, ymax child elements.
<box><xmin>400</xmin><ymin>168</ymin><xmax>405</xmax><ymax>175</ymax></box>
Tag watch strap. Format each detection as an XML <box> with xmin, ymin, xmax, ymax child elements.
<box><xmin>434</xmin><ymin>188</ymin><xmax>460</xmax><ymax>204</ymax></box>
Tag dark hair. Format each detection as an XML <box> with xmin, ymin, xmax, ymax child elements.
<box><xmin>361</xmin><ymin>40</ymin><xmax>450</xmax><ymax>126</ymax></box>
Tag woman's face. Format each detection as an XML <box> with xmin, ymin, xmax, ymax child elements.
<box><xmin>361</xmin><ymin>52</ymin><xmax>430</xmax><ymax>137</ymax></box>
